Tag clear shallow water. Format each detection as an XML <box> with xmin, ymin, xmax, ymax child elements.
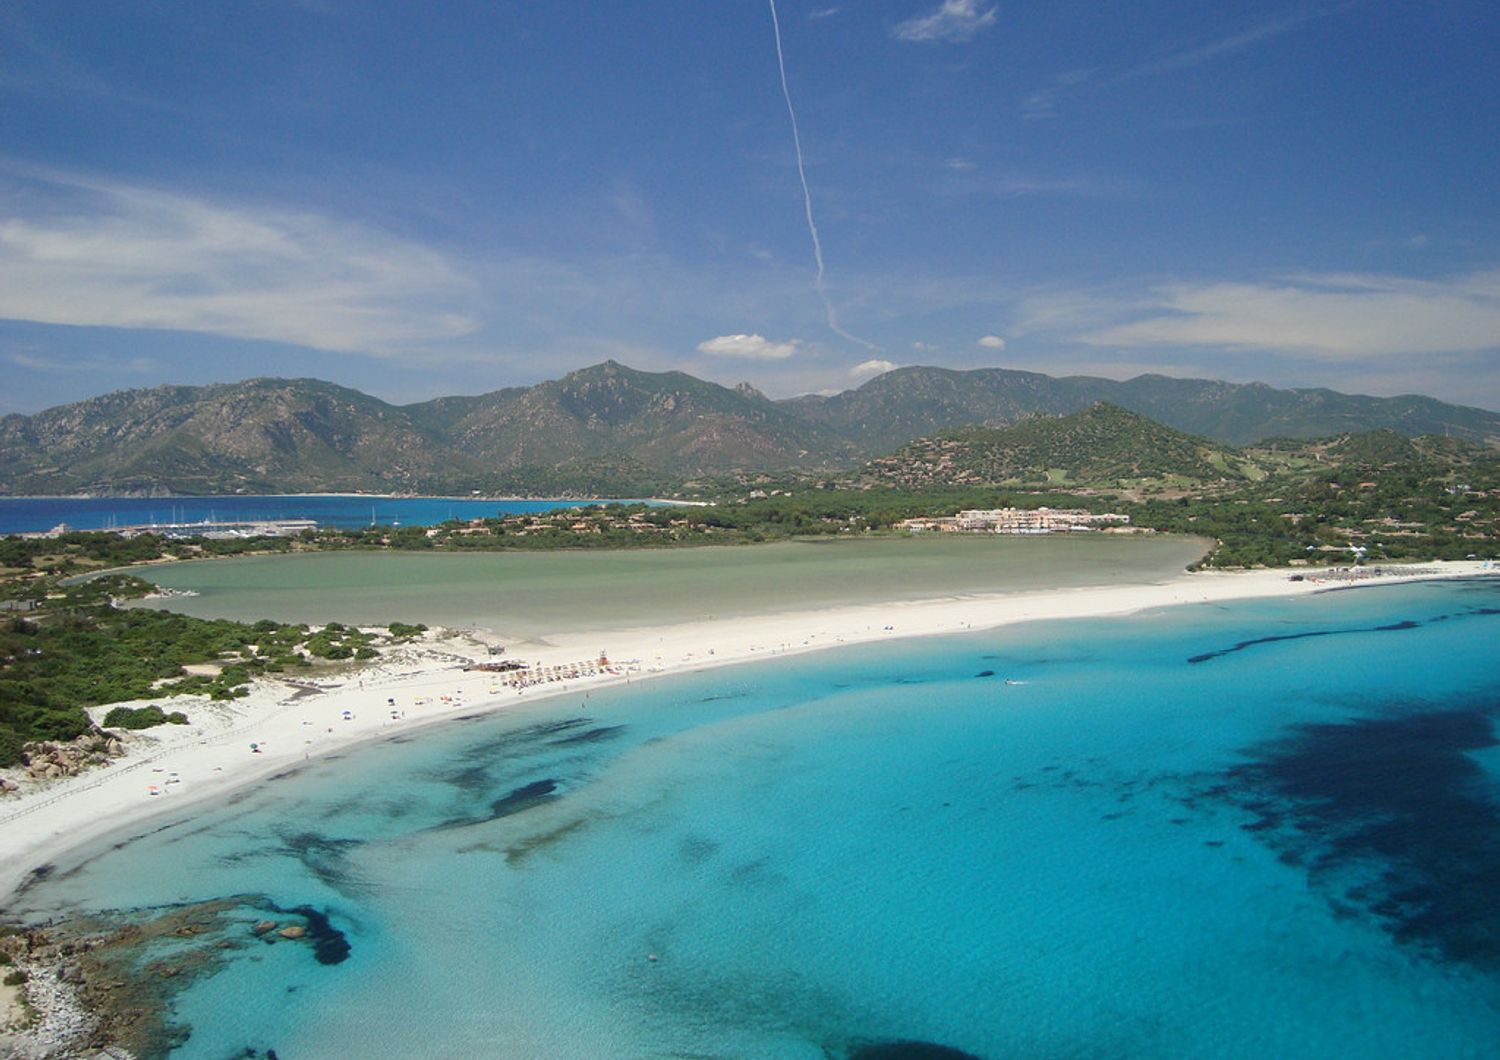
<box><xmin>14</xmin><ymin>578</ymin><xmax>1500</xmax><ymax>1059</ymax></box>
<box><xmin>0</xmin><ymin>494</ymin><xmax>618</xmax><ymax>534</ymax></box>
<box><xmin>131</xmin><ymin>536</ymin><xmax>1208</xmax><ymax>638</ymax></box>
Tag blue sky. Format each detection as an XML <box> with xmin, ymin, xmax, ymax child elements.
<box><xmin>2</xmin><ymin>0</ymin><xmax>1498</xmax><ymax>414</ymax></box>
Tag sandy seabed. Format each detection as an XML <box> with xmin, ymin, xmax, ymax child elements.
<box><xmin>0</xmin><ymin>560</ymin><xmax>1493</xmax><ymax>907</ymax></box>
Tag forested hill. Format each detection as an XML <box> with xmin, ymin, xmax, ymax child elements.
<box><xmin>787</xmin><ymin>366</ymin><xmax>1500</xmax><ymax>451</ymax></box>
<box><xmin>861</xmin><ymin>403</ymin><xmax>1262</xmax><ymax>489</ymax></box>
<box><xmin>2</xmin><ymin>361</ymin><xmax>1496</xmax><ymax>495</ymax></box>
<box><xmin>858</xmin><ymin>404</ymin><xmax>1500</xmax><ymax>493</ymax></box>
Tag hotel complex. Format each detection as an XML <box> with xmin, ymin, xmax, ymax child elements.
<box><xmin>899</xmin><ymin>507</ymin><xmax>1132</xmax><ymax>535</ymax></box>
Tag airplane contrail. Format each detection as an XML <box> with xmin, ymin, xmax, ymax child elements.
<box><xmin>767</xmin><ymin>0</ymin><xmax>878</xmax><ymax>350</ymax></box>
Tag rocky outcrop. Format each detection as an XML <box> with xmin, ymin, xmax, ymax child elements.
<box><xmin>19</xmin><ymin>734</ymin><xmax>127</xmax><ymax>783</ymax></box>
<box><xmin>1</xmin><ymin>898</ymin><xmax>345</xmax><ymax>1058</ymax></box>
<box><xmin>0</xmin><ymin>930</ymin><xmax>101</xmax><ymax>1058</ymax></box>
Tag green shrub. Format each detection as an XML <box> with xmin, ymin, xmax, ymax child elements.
<box><xmin>0</xmin><ymin>726</ymin><xmax>22</xmax><ymax>769</ymax></box>
<box><xmin>167</xmin><ymin>711</ymin><xmax>189</xmax><ymax>725</ymax></box>
<box><xmin>102</xmin><ymin>705</ymin><xmax>169</xmax><ymax>730</ymax></box>
<box><xmin>218</xmin><ymin>665</ymin><xmax>250</xmax><ymax>686</ymax></box>
<box><xmin>306</xmin><ymin>636</ymin><xmax>352</xmax><ymax>660</ymax></box>
<box><xmin>3</xmin><ymin>970</ymin><xmax>25</xmax><ymax>986</ymax></box>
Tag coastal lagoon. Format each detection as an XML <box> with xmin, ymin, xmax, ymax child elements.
<box><xmin>14</xmin><ymin>575</ymin><xmax>1500</xmax><ymax>1058</ymax></box>
<box><xmin>131</xmin><ymin>535</ymin><xmax>1209</xmax><ymax>638</ymax></box>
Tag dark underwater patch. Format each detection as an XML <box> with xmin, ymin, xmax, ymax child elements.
<box><xmin>844</xmin><ymin>1041</ymin><xmax>983</xmax><ymax>1060</ymax></box>
<box><xmin>436</xmin><ymin>718</ymin><xmax>592</xmax><ymax>773</ymax></box>
<box><xmin>1187</xmin><ymin>618</ymin><xmax>1422</xmax><ymax>664</ymax></box>
<box><xmin>489</xmin><ymin>778</ymin><xmax>559</xmax><ymax>818</ymax></box>
<box><xmin>1189</xmin><ymin>603</ymin><xmax>1499</xmax><ymax>665</ymax></box>
<box><xmin>436</xmin><ymin>778</ymin><xmax>562</xmax><ymax>831</ymax></box>
<box><xmin>281</xmin><ymin>832</ymin><xmax>364</xmax><ymax>893</ymax></box>
<box><xmin>974</xmin><ymin>670</ymin><xmax>995</xmax><ymax>679</ymax></box>
<box><xmin>281</xmin><ymin>904</ymin><xmax>351</xmax><ymax>965</ymax></box>
<box><xmin>442</xmin><ymin>763</ymin><xmax>495</xmax><ymax>796</ymax></box>
<box><xmin>249</xmin><ymin>899</ymin><xmax>352</xmax><ymax>965</ymax></box>
<box><xmin>549</xmin><ymin>724</ymin><xmax>626</xmax><ymax>746</ymax></box>
<box><xmin>1222</xmin><ymin>707</ymin><xmax>1500</xmax><ymax>969</ymax></box>
<box><xmin>678</xmin><ymin>834</ymin><xmax>719</xmax><ymax>864</ymax></box>
<box><xmin>12</xmin><ymin>863</ymin><xmax>56</xmax><ymax>898</ymax></box>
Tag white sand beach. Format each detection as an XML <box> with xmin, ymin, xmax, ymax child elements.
<box><xmin>0</xmin><ymin>559</ymin><xmax>1492</xmax><ymax>906</ymax></box>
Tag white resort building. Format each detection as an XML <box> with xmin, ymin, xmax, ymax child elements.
<box><xmin>899</xmin><ymin>507</ymin><xmax>1131</xmax><ymax>535</ymax></box>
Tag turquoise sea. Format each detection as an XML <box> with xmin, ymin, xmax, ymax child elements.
<box><xmin>11</xmin><ymin>577</ymin><xmax>1500</xmax><ymax>1059</ymax></box>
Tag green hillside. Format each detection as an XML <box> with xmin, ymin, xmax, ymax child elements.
<box><xmin>1</xmin><ymin>362</ymin><xmax>1496</xmax><ymax>496</ymax></box>
<box><xmin>863</xmin><ymin>402</ymin><xmax>1261</xmax><ymax>489</ymax></box>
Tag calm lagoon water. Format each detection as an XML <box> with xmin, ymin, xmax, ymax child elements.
<box><xmin>132</xmin><ymin>535</ymin><xmax>1209</xmax><ymax>638</ymax></box>
<box><xmin>0</xmin><ymin>494</ymin><xmax>615</xmax><ymax>535</ymax></box>
<box><xmin>15</xmin><ymin>575</ymin><xmax>1500</xmax><ymax>1058</ymax></box>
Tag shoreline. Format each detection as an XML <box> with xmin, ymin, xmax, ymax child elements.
<box><xmin>1</xmin><ymin>560</ymin><xmax>1494</xmax><ymax>911</ymax></box>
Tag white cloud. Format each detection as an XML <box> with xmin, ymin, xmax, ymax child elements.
<box><xmin>944</xmin><ymin>157</ymin><xmax>977</xmax><ymax>171</ymax></box>
<box><xmin>850</xmin><ymin>358</ymin><xmax>898</xmax><ymax>379</ymax></box>
<box><xmin>978</xmin><ymin>334</ymin><xmax>1006</xmax><ymax>349</ymax></box>
<box><xmin>0</xmin><ymin>174</ymin><xmax>479</xmax><ymax>353</ymax></box>
<box><xmin>7</xmin><ymin>349</ymin><xmax>158</xmax><ymax>375</ymax></box>
<box><xmin>911</xmin><ymin>341</ymin><xmax>938</xmax><ymax>352</ymax></box>
<box><xmin>695</xmin><ymin>333</ymin><xmax>801</xmax><ymax>360</ymax></box>
<box><xmin>1077</xmin><ymin>271</ymin><xmax>1500</xmax><ymax>359</ymax></box>
<box><xmin>893</xmin><ymin>0</ymin><xmax>997</xmax><ymax>43</ymax></box>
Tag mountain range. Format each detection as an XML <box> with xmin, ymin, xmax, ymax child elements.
<box><xmin>2</xmin><ymin>361</ymin><xmax>1497</xmax><ymax>496</ymax></box>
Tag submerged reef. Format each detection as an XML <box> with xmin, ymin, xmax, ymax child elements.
<box><xmin>0</xmin><ymin>895</ymin><xmax>348</xmax><ymax>1059</ymax></box>
<box><xmin>1220</xmin><ymin>705</ymin><xmax>1500</xmax><ymax>970</ymax></box>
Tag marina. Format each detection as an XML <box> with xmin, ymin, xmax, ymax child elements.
<box><xmin>0</xmin><ymin>495</ymin><xmax>619</xmax><ymax>537</ymax></box>
<box><xmin>20</xmin><ymin>517</ymin><xmax>320</xmax><ymax>540</ymax></box>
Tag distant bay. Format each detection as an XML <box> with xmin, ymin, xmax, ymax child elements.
<box><xmin>0</xmin><ymin>494</ymin><xmax>629</xmax><ymax>535</ymax></box>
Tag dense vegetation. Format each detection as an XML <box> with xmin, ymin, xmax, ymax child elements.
<box><xmin>0</xmin><ymin>530</ymin><xmax>292</xmax><ymax>589</ymax></box>
<box><xmin>865</xmin><ymin>403</ymin><xmax>1263</xmax><ymax>489</ymax></box>
<box><xmin>0</xmin><ymin>574</ymin><xmax>422</xmax><ymax>768</ymax></box>
<box><xmin>102</xmin><ymin>705</ymin><xmax>189</xmax><ymax>729</ymax></box>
